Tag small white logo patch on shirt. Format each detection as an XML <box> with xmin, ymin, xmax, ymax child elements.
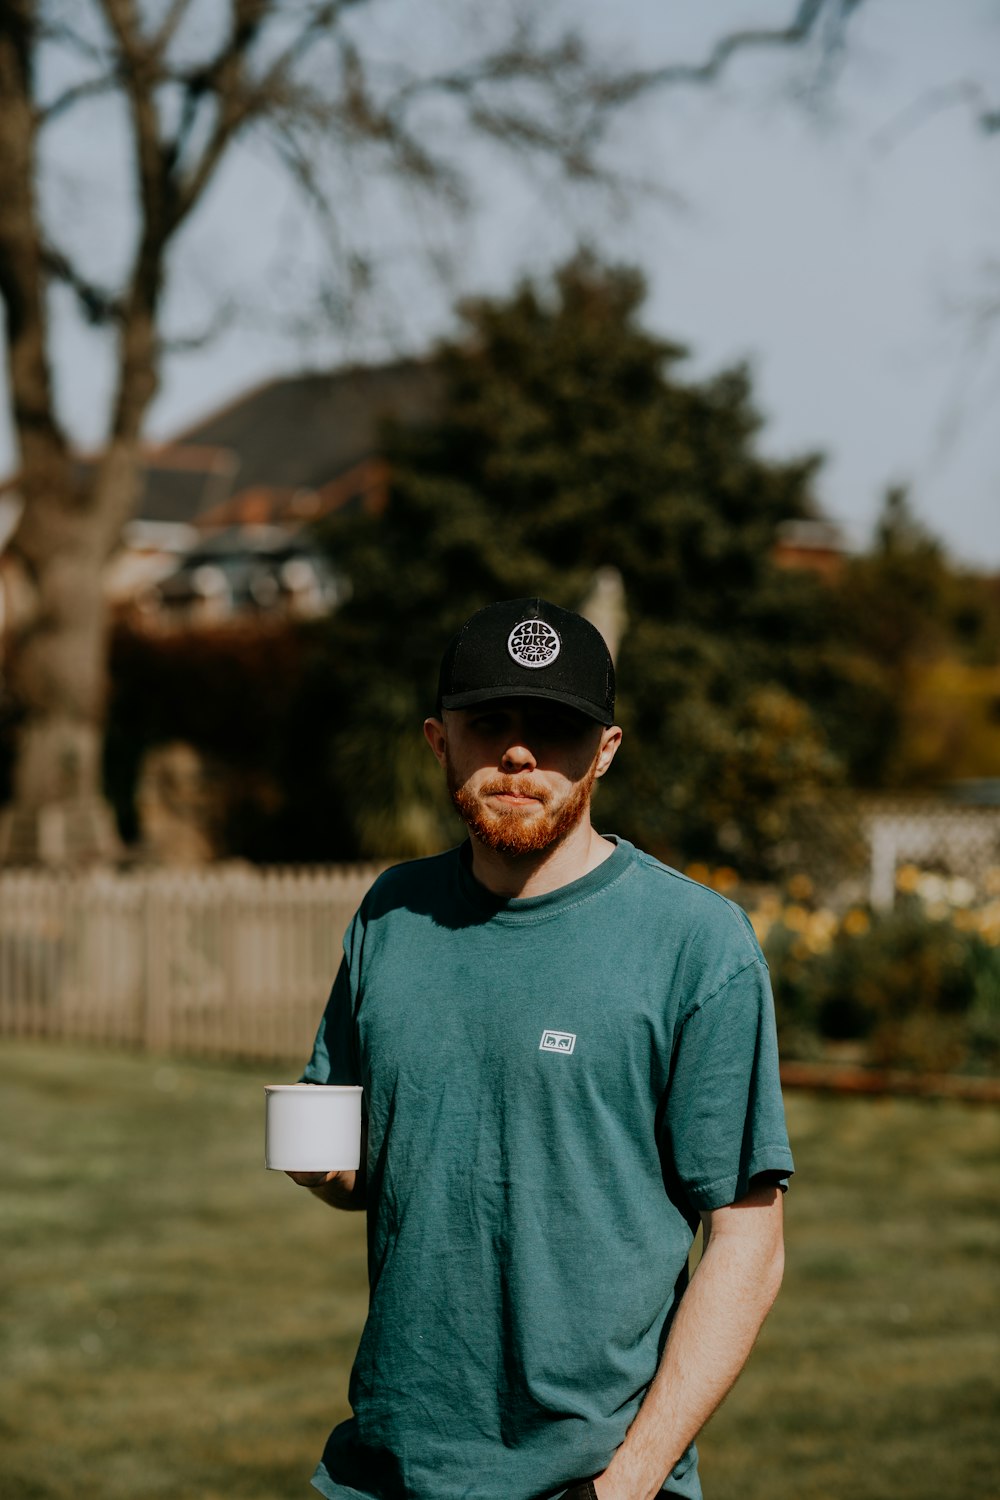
<box><xmin>539</xmin><ymin>1029</ymin><xmax>576</xmax><ymax>1055</ymax></box>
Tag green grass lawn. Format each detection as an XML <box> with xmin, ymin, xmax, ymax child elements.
<box><xmin>1</xmin><ymin>1042</ymin><xmax>997</xmax><ymax>1500</ymax></box>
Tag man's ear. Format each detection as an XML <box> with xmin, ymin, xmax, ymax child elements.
<box><xmin>423</xmin><ymin>716</ymin><xmax>448</xmax><ymax>769</ymax></box>
<box><xmin>594</xmin><ymin>725</ymin><xmax>622</xmax><ymax>780</ymax></box>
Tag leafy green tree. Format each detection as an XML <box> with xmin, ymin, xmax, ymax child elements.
<box><xmin>321</xmin><ymin>254</ymin><xmax>848</xmax><ymax>870</ymax></box>
<box><xmin>831</xmin><ymin>488</ymin><xmax>1000</xmax><ymax>786</ymax></box>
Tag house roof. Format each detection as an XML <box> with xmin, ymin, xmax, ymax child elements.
<box><xmin>1</xmin><ymin>358</ymin><xmax>443</xmax><ymax>529</ymax></box>
<box><xmin>94</xmin><ymin>447</ymin><xmax>238</xmax><ymax>527</ymax></box>
<box><xmin>158</xmin><ymin>357</ymin><xmax>444</xmax><ymax>504</ymax></box>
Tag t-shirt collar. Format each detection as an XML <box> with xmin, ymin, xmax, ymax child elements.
<box><xmin>455</xmin><ymin>835</ymin><xmax>634</xmax><ymax>923</ymax></box>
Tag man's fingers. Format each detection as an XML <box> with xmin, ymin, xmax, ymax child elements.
<box><xmin>285</xmin><ymin>1169</ymin><xmax>342</xmax><ymax>1186</ymax></box>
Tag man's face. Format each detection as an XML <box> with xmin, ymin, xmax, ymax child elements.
<box><xmin>423</xmin><ymin>699</ymin><xmax>621</xmax><ymax>857</ymax></box>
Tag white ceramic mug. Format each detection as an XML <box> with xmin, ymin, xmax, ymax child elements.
<box><xmin>264</xmin><ymin>1084</ymin><xmax>363</xmax><ymax>1172</ymax></box>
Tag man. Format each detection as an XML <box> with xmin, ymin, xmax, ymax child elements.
<box><xmin>291</xmin><ymin>597</ymin><xmax>794</xmax><ymax>1500</ymax></box>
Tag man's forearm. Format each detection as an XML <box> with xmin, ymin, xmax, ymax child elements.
<box><xmin>305</xmin><ymin>1170</ymin><xmax>366</xmax><ymax>1210</ymax></box>
<box><xmin>286</xmin><ymin>1167</ymin><xmax>367</xmax><ymax>1210</ymax></box>
<box><xmin>596</xmin><ymin>1184</ymin><xmax>785</xmax><ymax>1500</ymax></box>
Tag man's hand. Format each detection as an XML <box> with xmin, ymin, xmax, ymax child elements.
<box><xmin>285</xmin><ymin>1169</ymin><xmax>348</xmax><ymax>1186</ymax></box>
<box><xmin>285</xmin><ymin>1168</ymin><xmax>365</xmax><ymax>1210</ymax></box>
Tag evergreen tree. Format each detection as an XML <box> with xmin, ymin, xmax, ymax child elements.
<box><xmin>322</xmin><ymin>254</ymin><xmax>847</xmax><ymax>871</ymax></box>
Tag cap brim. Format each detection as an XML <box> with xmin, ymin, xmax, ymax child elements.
<box><xmin>440</xmin><ymin>684</ymin><xmax>613</xmax><ymax>726</ymax></box>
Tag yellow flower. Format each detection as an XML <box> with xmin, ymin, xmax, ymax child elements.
<box><xmin>711</xmin><ymin>866</ymin><xmax>740</xmax><ymax>893</ymax></box>
<box><xmin>686</xmin><ymin>863</ymin><xmax>711</xmax><ymax>886</ymax></box>
<box><xmin>975</xmin><ymin>902</ymin><xmax>1000</xmax><ymax>944</ymax></box>
<box><xmin>809</xmin><ymin>909</ymin><xmax>838</xmax><ymax>936</ymax></box>
<box><xmin>782</xmin><ymin>904</ymin><xmax>809</xmax><ymax>933</ymax></box>
<box><xmin>804</xmin><ymin>930</ymin><xmax>833</xmax><ymax>955</ymax></box>
<box><xmin>786</xmin><ymin>873</ymin><xmax>814</xmax><ymax>902</ymax></box>
<box><xmin>895</xmin><ymin>864</ymin><xmax>922</xmax><ymax>894</ymax></box>
<box><xmin>799</xmin><ymin>909</ymin><xmax>835</xmax><ymax>954</ymax></box>
<box><xmin>748</xmin><ymin>913</ymin><xmax>772</xmax><ymax>944</ymax></box>
<box><xmin>842</xmin><ymin>908</ymin><xmax>870</xmax><ymax>937</ymax></box>
<box><xmin>947</xmin><ymin>877</ymin><xmax>977</xmax><ymax>908</ymax></box>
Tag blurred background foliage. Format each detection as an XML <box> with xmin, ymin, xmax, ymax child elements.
<box><xmin>100</xmin><ymin>254</ymin><xmax>1000</xmax><ymax>871</ymax></box>
<box><xmin>759</xmin><ymin>882</ymin><xmax>1000</xmax><ymax>1076</ymax></box>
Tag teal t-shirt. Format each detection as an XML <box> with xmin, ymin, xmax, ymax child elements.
<box><xmin>302</xmin><ymin>838</ymin><xmax>794</xmax><ymax>1500</ymax></box>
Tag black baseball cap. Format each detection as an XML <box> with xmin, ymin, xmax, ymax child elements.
<box><xmin>436</xmin><ymin>598</ymin><xmax>616</xmax><ymax>725</ymax></box>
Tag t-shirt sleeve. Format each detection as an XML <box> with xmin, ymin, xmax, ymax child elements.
<box><xmin>299</xmin><ymin>954</ymin><xmax>361</xmax><ymax>1086</ymax></box>
<box><xmin>660</xmin><ymin>957</ymin><xmax>794</xmax><ymax>1213</ymax></box>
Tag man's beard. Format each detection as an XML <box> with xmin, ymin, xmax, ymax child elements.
<box><xmin>447</xmin><ymin>755</ymin><xmax>598</xmax><ymax>857</ymax></box>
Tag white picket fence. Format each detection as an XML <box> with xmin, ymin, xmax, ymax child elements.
<box><xmin>2</xmin><ymin>798</ymin><xmax>996</xmax><ymax>1062</ymax></box>
<box><xmin>0</xmin><ymin>864</ymin><xmax>382</xmax><ymax>1061</ymax></box>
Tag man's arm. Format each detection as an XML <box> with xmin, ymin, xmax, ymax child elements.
<box><xmin>285</xmin><ymin>1167</ymin><xmax>366</xmax><ymax>1210</ymax></box>
<box><xmin>594</xmin><ymin>1178</ymin><xmax>785</xmax><ymax>1500</ymax></box>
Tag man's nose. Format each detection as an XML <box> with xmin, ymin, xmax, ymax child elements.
<box><xmin>501</xmin><ymin>739</ymin><xmax>537</xmax><ymax>773</ymax></box>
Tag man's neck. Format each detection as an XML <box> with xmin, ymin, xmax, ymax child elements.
<box><xmin>468</xmin><ymin>818</ymin><xmax>616</xmax><ymax>899</ymax></box>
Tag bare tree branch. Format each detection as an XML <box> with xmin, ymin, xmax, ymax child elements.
<box><xmin>872</xmin><ymin>79</ymin><xmax>1000</xmax><ymax>154</ymax></box>
<box><xmin>159</xmin><ymin>295</ymin><xmax>241</xmax><ymax>353</ymax></box>
<box><xmin>40</xmin><ymin>239</ymin><xmax>123</xmax><ymax>325</ymax></box>
<box><xmin>0</xmin><ymin>0</ymin><xmax>71</xmax><ymax>470</ymax></box>
<box><xmin>165</xmin><ymin>0</ymin><xmax>278</xmax><ymax>225</ymax></box>
<box><xmin>100</xmin><ymin>0</ymin><xmax>172</xmax><ymax>221</ymax></box>
<box><xmin>151</xmin><ymin>1</ymin><xmax>356</xmax><ymax>232</ymax></box>
<box><xmin>387</xmin><ymin>28</ymin><xmax>587</xmax><ymax>114</ymax></box>
<box><xmin>35</xmin><ymin>10</ymin><xmax>109</xmax><ymax>69</ymax></box>
<box><xmin>149</xmin><ymin>0</ymin><xmax>195</xmax><ymax>59</ymax></box>
<box><xmin>585</xmin><ymin>0</ymin><xmax>862</xmax><ymax>107</ymax></box>
<box><xmin>35</xmin><ymin>72</ymin><xmax>121</xmax><ymax>127</ymax></box>
<box><xmin>367</xmin><ymin>1</ymin><xmax>866</xmax><ymax>199</ymax></box>
<box><xmin>384</xmin><ymin>0</ymin><xmax>852</xmax><ymax>131</ymax></box>
<box><xmin>264</xmin><ymin>114</ymin><xmax>371</xmax><ymax>285</ymax></box>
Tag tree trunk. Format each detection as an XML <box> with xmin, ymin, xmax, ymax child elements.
<box><xmin>0</xmin><ymin>6</ymin><xmax>155</xmax><ymax>865</ymax></box>
<box><xmin>0</xmin><ymin>430</ymin><xmax>155</xmax><ymax>867</ymax></box>
<box><xmin>0</xmin><ymin>495</ymin><xmax>124</xmax><ymax>865</ymax></box>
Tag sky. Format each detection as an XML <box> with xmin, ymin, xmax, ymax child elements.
<box><xmin>1</xmin><ymin>0</ymin><xmax>998</xmax><ymax>566</ymax></box>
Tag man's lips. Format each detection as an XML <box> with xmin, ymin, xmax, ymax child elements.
<box><xmin>481</xmin><ymin>781</ymin><xmax>546</xmax><ymax>806</ymax></box>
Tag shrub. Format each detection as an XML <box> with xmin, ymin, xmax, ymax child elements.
<box><xmin>760</xmin><ymin>898</ymin><xmax>1000</xmax><ymax>1074</ymax></box>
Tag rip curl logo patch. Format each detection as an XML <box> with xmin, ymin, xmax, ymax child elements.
<box><xmin>539</xmin><ymin>1029</ymin><xmax>576</xmax><ymax>1055</ymax></box>
<box><xmin>508</xmin><ymin>619</ymin><xmax>561</xmax><ymax>669</ymax></box>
